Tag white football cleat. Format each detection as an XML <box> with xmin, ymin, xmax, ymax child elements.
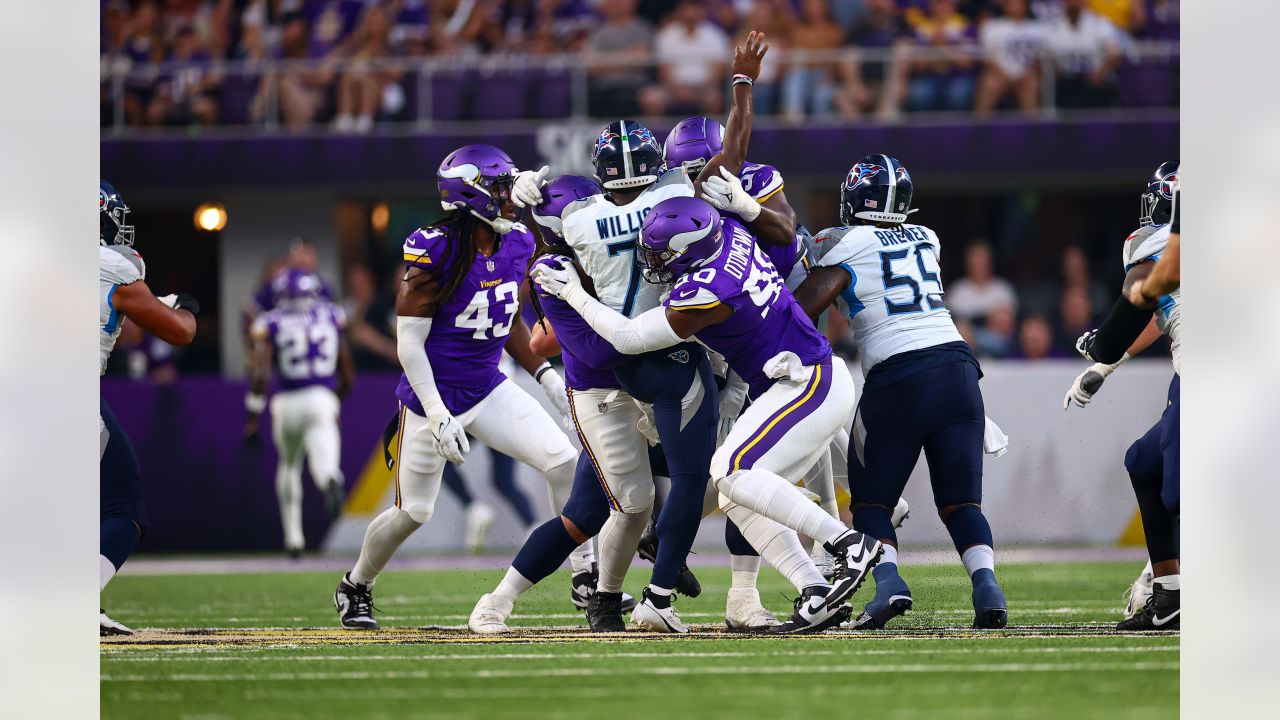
<box><xmin>464</xmin><ymin>502</ymin><xmax>496</xmax><ymax>554</ymax></box>
<box><xmin>468</xmin><ymin>593</ymin><xmax>514</xmax><ymax>634</ymax></box>
<box><xmin>725</xmin><ymin>587</ymin><xmax>780</xmax><ymax>630</ymax></box>
<box><xmin>100</xmin><ymin>609</ymin><xmax>133</xmax><ymax>637</ymax></box>
<box><xmin>891</xmin><ymin>497</ymin><xmax>910</xmax><ymax>528</ymax></box>
<box><xmin>631</xmin><ymin>589</ymin><xmax>689</xmax><ymax>633</ymax></box>
<box><xmin>810</xmin><ymin>542</ymin><xmax>836</xmax><ymax>581</ymax></box>
<box><xmin>1123</xmin><ymin>561</ymin><xmax>1154</xmax><ymax>619</ymax></box>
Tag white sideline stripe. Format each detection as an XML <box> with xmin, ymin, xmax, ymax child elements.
<box><xmin>104</xmin><ymin>646</ymin><xmax>1180</xmax><ymax>662</ymax></box>
<box><xmin>101</xmin><ymin>661</ymin><xmax>1178</xmax><ymax>682</ymax></box>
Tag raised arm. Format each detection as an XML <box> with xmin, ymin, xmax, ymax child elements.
<box><xmin>695</xmin><ymin>31</ymin><xmax>769</xmax><ymax>189</ymax></box>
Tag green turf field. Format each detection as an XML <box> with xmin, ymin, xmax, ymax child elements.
<box><xmin>100</xmin><ymin>560</ymin><xmax>1177</xmax><ymax>719</ymax></box>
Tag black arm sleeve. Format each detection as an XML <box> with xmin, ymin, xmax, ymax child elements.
<box><xmin>1087</xmin><ymin>295</ymin><xmax>1155</xmax><ymax>364</ymax></box>
<box><xmin>1170</xmin><ymin>188</ymin><xmax>1180</xmax><ymax>234</ymax></box>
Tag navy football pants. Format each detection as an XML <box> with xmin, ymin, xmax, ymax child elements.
<box><xmin>101</xmin><ymin>398</ymin><xmax>150</xmax><ymax>535</ymax></box>
<box><xmin>1125</xmin><ymin>374</ymin><xmax>1180</xmax><ymax>512</ymax></box>
<box><xmin>849</xmin><ymin>360</ymin><xmax>985</xmax><ymax>511</ymax></box>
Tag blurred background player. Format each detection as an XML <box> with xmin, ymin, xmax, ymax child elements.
<box><xmin>795</xmin><ymin>155</ymin><xmax>1010</xmax><ymax>630</ymax></box>
<box><xmin>100</xmin><ymin>180</ymin><xmax>201</xmax><ymax>635</ymax></box>
<box><xmin>1067</xmin><ymin>160</ymin><xmax>1180</xmax><ymax>630</ymax></box>
<box><xmin>441</xmin><ymin>445</ymin><xmax>538</xmax><ymax>553</ymax></box>
<box><xmin>333</xmin><ymin>144</ymin><xmax>581</xmax><ymax>630</ymax></box>
<box><xmin>245</xmin><ymin>268</ymin><xmax>355</xmax><ymax>558</ymax></box>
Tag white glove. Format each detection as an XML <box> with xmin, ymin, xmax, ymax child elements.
<box><xmin>530</xmin><ymin>255</ymin><xmax>581</xmax><ymax>299</ymax></box>
<box><xmin>716</xmin><ymin>374</ymin><xmax>748</xmax><ymax>446</ymax></box>
<box><xmin>701</xmin><ymin>166</ymin><xmax>762</xmax><ymax>222</ymax></box>
<box><xmin>537</xmin><ymin>365</ymin><xmax>572</xmax><ymax>429</ymax></box>
<box><xmin>635</xmin><ymin>401</ymin><xmax>660</xmax><ymax>445</ymax></box>
<box><xmin>512</xmin><ymin>165</ymin><xmax>550</xmax><ymax>208</ymax></box>
<box><xmin>422</xmin><ymin>410</ymin><xmax>469</xmax><ymax>464</ymax></box>
<box><xmin>1063</xmin><ymin>356</ymin><xmax>1127</xmax><ymax>409</ymax></box>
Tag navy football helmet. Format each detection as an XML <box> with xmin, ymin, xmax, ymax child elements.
<box><xmin>839</xmin><ymin>155</ymin><xmax>914</xmax><ymax>226</ymax></box>
<box><xmin>100</xmin><ymin>180</ymin><xmax>134</xmax><ymax>246</ymax></box>
<box><xmin>1139</xmin><ymin>160</ymin><xmax>1179</xmax><ymax>227</ymax></box>
<box><xmin>592</xmin><ymin>120</ymin><xmax>663</xmax><ymax>191</ymax></box>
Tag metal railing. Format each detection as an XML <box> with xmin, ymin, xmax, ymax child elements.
<box><xmin>100</xmin><ymin>41</ymin><xmax>1178</xmax><ymax>137</ymax></box>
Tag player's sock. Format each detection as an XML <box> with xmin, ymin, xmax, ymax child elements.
<box><xmin>880</xmin><ymin>544</ymin><xmax>899</xmax><ymax>568</ymax></box>
<box><xmin>596</xmin><ymin>509</ymin><xmax>648</xmax><ymax>593</ymax></box>
<box><xmin>730</xmin><ymin>554</ymin><xmax>761</xmax><ymax>589</ymax></box>
<box><xmin>724</xmin><ymin>503</ymin><xmax>826</xmax><ymax>592</ymax></box>
<box><xmin>441</xmin><ymin>462</ymin><xmax>474</xmax><ymax>507</ymax></box>
<box><xmin>492</xmin><ymin>566</ymin><xmax>536</xmax><ymax>605</ymax></box>
<box><xmin>100</xmin><ymin>517</ymin><xmax>139</xmax><ymax>592</ymax></box>
<box><xmin>961</xmin><ymin>544</ymin><xmax>996</xmax><ymax>582</ymax></box>
<box><xmin>645</xmin><ymin>584</ymin><xmax>674</xmax><ymax>608</ymax></box>
<box><xmin>490</xmin><ymin>451</ymin><xmax>537</xmax><ymax>527</ymax></box>
<box><xmin>350</xmin><ymin>507</ymin><xmax>421</xmax><ymax>586</ymax></box>
<box><xmin>1132</xmin><ymin>476</ymin><xmax>1180</xmax><ymax>565</ymax></box>
<box><xmin>510</xmin><ymin>516</ymin><xmax>581</xmax><ymax>586</ymax></box>
<box><xmin>717</xmin><ymin>467</ymin><xmax>849</xmax><ymax>545</ymax></box>
<box><xmin>1153</xmin><ymin>574</ymin><xmax>1180</xmax><ymax>591</ymax></box>
<box><xmin>276</xmin><ymin>461</ymin><xmax>305</xmax><ymax>550</ymax></box>
<box><xmin>943</xmin><ymin>504</ymin><xmax>995</xmax><ymax>556</ymax></box>
<box><xmin>650</xmin><ymin>475</ymin><xmax>705</xmax><ymax>590</ymax></box>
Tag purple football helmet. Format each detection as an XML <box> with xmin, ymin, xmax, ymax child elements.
<box><xmin>437</xmin><ymin>144</ymin><xmax>517</xmax><ymax>220</ymax></box>
<box><xmin>270</xmin><ymin>268</ymin><xmax>324</xmax><ymax>309</ymax></box>
<box><xmin>532</xmin><ymin>175</ymin><xmax>602</xmax><ymax>242</ymax></box>
<box><xmin>662</xmin><ymin>116</ymin><xmax>724</xmax><ymax>176</ymax></box>
<box><xmin>638</xmin><ymin>196</ymin><xmax>723</xmax><ymax>284</ymax></box>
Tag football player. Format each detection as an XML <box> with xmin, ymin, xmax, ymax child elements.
<box><xmin>99</xmin><ymin>181</ymin><xmax>201</xmax><ymax>635</ymax></box>
<box><xmin>332</xmin><ymin>145</ymin><xmax>583</xmax><ymax>630</ymax></box>
<box><xmin>1067</xmin><ymin>161</ymin><xmax>1180</xmax><ymax>630</ymax></box>
<box><xmin>792</xmin><ymin>156</ymin><xmax>1010</xmax><ymax>630</ymax></box>
<box><xmin>245</xmin><ymin>268</ymin><xmax>355</xmax><ymax>558</ymax></box>
<box><xmin>534</xmin><ymin>195</ymin><xmax>884</xmax><ymax>634</ymax></box>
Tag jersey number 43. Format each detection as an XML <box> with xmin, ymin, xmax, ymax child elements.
<box><xmin>456</xmin><ymin>281</ymin><xmax>520</xmax><ymax>339</ymax></box>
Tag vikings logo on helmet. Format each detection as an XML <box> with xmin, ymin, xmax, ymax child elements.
<box><xmin>1159</xmin><ymin>172</ymin><xmax>1179</xmax><ymax>199</ymax></box>
<box><xmin>593</xmin><ymin>130</ymin><xmax>621</xmax><ymax>161</ymax></box>
<box><xmin>844</xmin><ymin>163</ymin><xmax>884</xmax><ymax>190</ymax></box>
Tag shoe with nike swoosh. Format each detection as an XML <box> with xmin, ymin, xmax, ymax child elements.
<box><xmin>1117</xmin><ymin>582</ymin><xmax>1179</xmax><ymax>631</ymax></box>
<box><xmin>766</xmin><ymin>585</ymin><xmax>853</xmax><ymax>635</ymax></box>
<box><xmin>334</xmin><ymin>573</ymin><xmax>379</xmax><ymax>630</ymax></box>
<box><xmin>824</xmin><ymin>531</ymin><xmax>884</xmax><ymax>611</ymax></box>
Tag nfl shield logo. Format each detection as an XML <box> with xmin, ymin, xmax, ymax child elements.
<box><xmin>486</xmin><ymin>259</ymin><xmax>495</xmax><ymax>272</ymax></box>
<box><xmin>597</xmin><ymin>402</ymin><xmax>609</xmax><ymax>414</ymax></box>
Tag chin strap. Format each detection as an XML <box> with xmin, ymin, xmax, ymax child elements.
<box><xmin>471</xmin><ymin>210</ymin><xmax>516</xmax><ymax>235</ymax></box>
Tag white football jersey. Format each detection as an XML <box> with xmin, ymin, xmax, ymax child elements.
<box><xmin>100</xmin><ymin>244</ymin><xmax>146</xmax><ymax>375</ymax></box>
<box><xmin>812</xmin><ymin>223</ymin><xmax>964</xmax><ymax>375</ymax></box>
<box><xmin>557</xmin><ymin>169</ymin><xmax>693</xmax><ymax>317</ymax></box>
<box><xmin>1123</xmin><ymin>223</ymin><xmax>1181</xmax><ymax>374</ymax></box>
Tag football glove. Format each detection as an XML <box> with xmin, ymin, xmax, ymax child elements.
<box><xmin>159</xmin><ymin>293</ymin><xmax>201</xmax><ymax>317</ymax></box>
<box><xmin>1074</xmin><ymin>329</ymin><xmax>1098</xmax><ymax>362</ymax></box>
<box><xmin>530</xmin><ymin>255</ymin><xmax>581</xmax><ymax>299</ymax></box>
<box><xmin>1063</xmin><ymin>354</ymin><xmax>1130</xmax><ymax>410</ymax></box>
<box><xmin>536</xmin><ymin>365</ymin><xmax>572</xmax><ymax>430</ymax></box>
<box><xmin>701</xmin><ymin>166</ymin><xmax>762</xmax><ymax>221</ymax></box>
<box><xmin>423</xmin><ymin>412</ymin><xmax>469</xmax><ymax>464</ymax></box>
<box><xmin>512</xmin><ymin>165</ymin><xmax>550</xmax><ymax>208</ymax></box>
<box><xmin>717</xmin><ymin>373</ymin><xmax>749</xmax><ymax>446</ymax></box>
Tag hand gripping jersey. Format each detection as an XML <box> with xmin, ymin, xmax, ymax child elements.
<box><xmin>1123</xmin><ymin>224</ymin><xmax>1182</xmax><ymax>374</ymax></box>
<box><xmin>531</xmin><ymin>255</ymin><xmax>626</xmax><ymax>391</ymax></box>
<box><xmin>556</xmin><ymin>169</ymin><xmax>694</xmax><ymax>318</ymax></box>
<box><xmin>394</xmin><ymin>222</ymin><xmax>536</xmax><ymax>416</ymax></box>
<box><xmin>100</xmin><ymin>244</ymin><xmax>147</xmax><ymax>375</ymax></box>
<box><xmin>251</xmin><ymin>302</ymin><xmax>348</xmax><ymax>392</ymax></box>
<box><xmin>665</xmin><ymin>216</ymin><xmax>831</xmax><ymax>397</ymax></box>
<box><xmin>811</xmin><ymin>223</ymin><xmax>964</xmax><ymax>375</ymax></box>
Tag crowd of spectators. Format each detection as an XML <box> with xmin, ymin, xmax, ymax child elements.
<box><xmin>101</xmin><ymin>0</ymin><xmax>1179</xmax><ymax>130</ymax></box>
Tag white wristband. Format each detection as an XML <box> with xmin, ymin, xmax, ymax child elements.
<box><xmin>245</xmin><ymin>392</ymin><xmax>266</xmax><ymax>413</ymax></box>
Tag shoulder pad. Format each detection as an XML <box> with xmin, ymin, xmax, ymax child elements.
<box><xmin>740</xmin><ymin>162</ymin><xmax>784</xmax><ymax>202</ymax></box>
<box><xmin>403</xmin><ymin>227</ymin><xmax>447</xmax><ymax>268</ymax></box>
<box><xmin>1124</xmin><ymin>224</ymin><xmax>1169</xmax><ymax>271</ymax></box>
<box><xmin>666</xmin><ymin>271</ymin><xmax>730</xmax><ymax>310</ymax></box>
<box><xmin>809</xmin><ymin>226</ymin><xmax>868</xmax><ymax>267</ymax></box>
<box><xmin>101</xmin><ymin>244</ymin><xmax>146</xmax><ymax>284</ymax></box>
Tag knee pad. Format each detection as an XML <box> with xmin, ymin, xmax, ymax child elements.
<box><xmin>852</xmin><ymin>503</ymin><xmax>896</xmax><ymax>543</ymax></box>
<box><xmin>399</xmin><ymin>502</ymin><xmax>434</xmax><ymax>525</ymax></box>
<box><xmin>613</xmin><ymin>478</ymin><xmax>656</xmax><ymax>515</ymax></box>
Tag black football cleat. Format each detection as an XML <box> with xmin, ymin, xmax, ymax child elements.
<box><xmin>1117</xmin><ymin>582</ymin><xmax>1179</xmax><ymax>631</ymax></box>
<box><xmin>586</xmin><ymin>590</ymin><xmax>627</xmax><ymax>632</ymax></box>
<box><xmin>637</xmin><ymin>520</ymin><xmax>702</xmax><ymax>598</ymax></box>
<box><xmin>823</xmin><ymin>531</ymin><xmax>883</xmax><ymax>611</ymax></box>
<box><xmin>766</xmin><ymin>586</ymin><xmax>853</xmax><ymax>635</ymax></box>
<box><xmin>334</xmin><ymin>573</ymin><xmax>379</xmax><ymax>630</ymax></box>
<box><xmin>323</xmin><ymin>477</ymin><xmax>346</xmax><ymax>519</ymax></box>
<box><xmin>571</xmin><ymin>563</ymin><xmax>636</xmax><ymax>612</ymax></box>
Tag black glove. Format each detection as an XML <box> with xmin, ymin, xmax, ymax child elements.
<box><xmin>173</xmin><ymin>293</ymin><xmax>200</xmax><ymax>317</ymax></box>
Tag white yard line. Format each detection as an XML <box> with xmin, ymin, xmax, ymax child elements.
<box><xmin>103</xmin><ymin>645</ymin><xmax>1180</xmax><ymax>662</ymax></box>
<box><xmin>101</xmin><ymin>660</ymin><xmax>1178</xmax><ymax>682</ymax></box>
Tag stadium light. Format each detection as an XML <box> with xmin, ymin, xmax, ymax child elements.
<box><xmin>194</xmin><ymin>203</ymin><xmax>227</xmax><ymax>232</ymax></box>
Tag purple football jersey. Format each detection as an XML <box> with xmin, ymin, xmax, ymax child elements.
<box><xmin>394</xmin><ymin>223</ymin><xmax>536</xmax><ymax>416</ymax></box>
<box><xmin>740</xmin><ymin>161</ymin><xmax>802</xmax><ymax>278</ymax></box>
<box><xmin>531</xmin><ymin>256</ymin><xmax>624</xmax><ymax>392</ymax></box>
<box><xmin>252</xmin><ymin>302</ymin><xmax>348</xmax><ymax>392</ymax></box>
<box><xmin>665</xmin><ymin>216</ymin><xmax>830</xmax><ymax>397</ymax></box>
<box><xmin>252</xmin><ymin>272</ymin><xmax>335</xmax><ymax>314</ymax></box>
